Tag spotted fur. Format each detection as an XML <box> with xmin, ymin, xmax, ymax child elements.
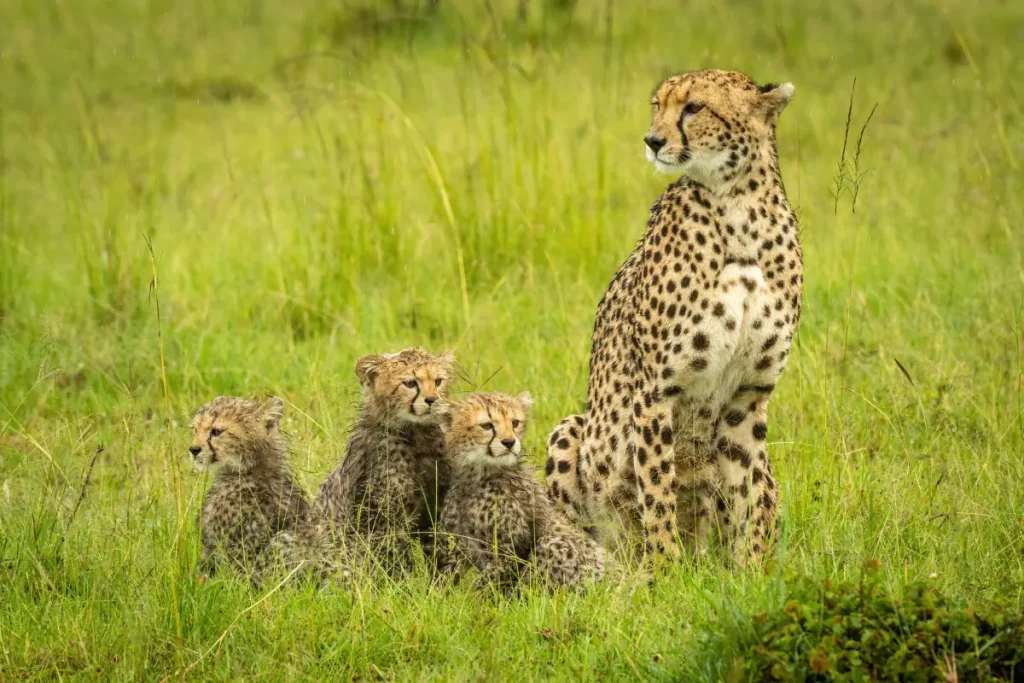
<box><xmin>546</xmin><ymin>70</ymin><xmax>800</xmax><ymax>565</ymax></box>
<box><xmin>544</xmin><ymin>414</ymin><xmax>588</xmax><ymax>525</ymax></box>
<box><xmin>189</xmin><ymin>396</ymin><xmax>328</xmax><ymax>583</ymax></box>
<box><xmin>314</xmin><ymin>348</ymin><xmax>455</xmax><ymax>574</ymax></box>
<box><xmin>436</xmin><ymin>393</ymin><xmax>605</xmax><ymax>591</ymax></box>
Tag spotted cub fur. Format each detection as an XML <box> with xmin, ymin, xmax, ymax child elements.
<box><xmin>190</xmin><ymin>396</ymin><xmax>324</xmax><ymax>582</ymax></box>
<box><xmin>435</xmin><ymin>393</ymin><xmax>605</xmax><ymax>590</ymax></box>
<box><xmin>314</xmin><ymin>348</ymin><xmax>454</xmax><ymax>573</ymax></box>
<box><xmin>546</xmin><ymin>70</ymin><xmax>801</xmax><ymax>564</ymax></box>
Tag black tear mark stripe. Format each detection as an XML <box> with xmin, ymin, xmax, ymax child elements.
<box><xmin>208</xmin><ymin>411</ymin><xmax>220</xmax><ymax>462</ymax></box>
<box><xmin>409</xmin><ymin>383</ymin><xmax>420</xmax><ymax>414</ymax></box>
<box><xmin>485</xmin><ymin>409</ymin><xmax>497</xmax><ymax>453</ymax></box>
<box><xmin>676</xmin><ymin>110</ymin><xmax>690</xmax><ymax>150</ymax></box>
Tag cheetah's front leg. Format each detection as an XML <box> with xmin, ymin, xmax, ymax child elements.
<box><xmin>715</xmin><ymin>388</ymin><xmax>778</xmax><ymax>566</ymax></box>
<box><xmin>631</xmin><ymin>387</ymin><xmax>680</xmax><ymax>559</ymax></box>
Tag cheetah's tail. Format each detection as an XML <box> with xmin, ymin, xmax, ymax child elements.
<box><xmin>544</xmin><ymin>414</ymin><xmax>588</xmax><ymax>525</ymax></box>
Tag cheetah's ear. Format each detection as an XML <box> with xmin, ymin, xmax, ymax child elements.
<box><xmin>516</xmin><ymin>392</ymin><xmax>534</xmax><ymax>411</ymax></box>
<box><xmin>354</xmin><ymin>354</ymin><xmax>385</xmax><ymax>386</ymax></box>
<box><xmin>438</xmin><ymin>349</ymin><xmax>456</xmax><ymax>369</ymax></box>
<box><xmin>758</xmin><ymin>82</ymin><xmax>795</xmax><ymax>121</ymax></box>
<box><xmin>260</xmin><ymin>396</ymin><xmax>286</xmax><ymax>431</ymax></box>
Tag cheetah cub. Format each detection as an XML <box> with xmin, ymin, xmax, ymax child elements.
<box><xmin>315</xmin><ymin>348</ymin><xmax>454</xmax><ymax>573</ymax></box>
<box><xmin>189</xmin><ymin>396</ymin><xmax>325</xmax><ymax>582</ymax></box>
<box><xmin>435</xmin><ymin>392</ymin><xmax>606</xmax><ymax>591</ymax></box>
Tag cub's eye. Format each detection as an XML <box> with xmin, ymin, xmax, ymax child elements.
<box><xmin>650</xmin><ymin>99</ymin><xmax>659</xmax><ymax>110</ymax></box>
<box><xmin>435</xmin><ymin>377</ymin><xmax>444</xmax><ymax>387</ymax></box>
<box><xmin>479</xmin><ymin>422</ymin><xmax>494</xmax><ymax>431</ymax></box>
<box><xmin>403</xmin><ymin>379</ymin><xmax>417</xmax><ymax>389</ymax></box>
<box><xmin>210</xmin><ymin>428</ymin><xmax>223</xmax><ymax>437</ymax></box>
<box><xmin>511</xmin><ymin>419</ymin><xmax>521</xmax><ymax>429</ymax></box>
<box><xmin>683</xmin><ymin>102</ymin><xmax>705</xmax><ymax>116</ymax></box>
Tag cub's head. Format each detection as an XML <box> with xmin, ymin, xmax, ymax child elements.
<box><xmin>444</xmin><ymin>392</ymin><xmax>532</xmax><ymax>470</ymax></box>
<box><xmin>644</xmin><ymin>69</ymin><xmax>794</xmax><ymax>185</ymax></box>
<box><xmin>189</xmin><ymin>396</ymin><xmax>286</xmax><ymax>473</ymax></box>
<box><xmin>355</xmin><ymin>348</ymin><xmax>455</xmax><ymax>424</ymax></box>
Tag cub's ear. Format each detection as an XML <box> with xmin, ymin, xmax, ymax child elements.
<box><xmin>516</xmin><ymin>392</ymin><xmax>534</xmax><ymax>411</ymax></box>
<box><xmin>355</xmin><ymin>354</ymin><xmax>386</xmax><ymax>386</ymax></box>
<box><xmin>438</xmin><ymin>349</ymin><xmax>456</xmax><ymax>369</ymax></box>
<box><xmin>758</xmin><ymin>81</ymin><xmax>795</xmax><ymax>121</ymax></box>
<box><xmin>260</xmin><ymin>396</ymin><xmax>286</xmax><ymax>431</ymax></box>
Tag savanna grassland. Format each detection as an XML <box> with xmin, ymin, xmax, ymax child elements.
<box><xmin>1</xmin><ymin>0</ymin><xmax>1023</xmax><ymax>680</ymax></box>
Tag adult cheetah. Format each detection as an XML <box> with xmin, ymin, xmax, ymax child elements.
<box><xmin>545</xmin><ymin>70</ymin><xmax>802</xmax><ymax>564</ymax></box>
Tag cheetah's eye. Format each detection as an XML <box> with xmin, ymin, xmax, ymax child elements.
<box><xmin>403</xmin><ymin>379</ymin><xmax>417</xmax><ymax>389</ymax></box>
<box><xmin>683</xmin><ymin>102</ymin><xmax>705</xmax><ymax>116</ymax></box>
<box><xmin>435</xmin><ymin>377</ymin><xmax>444</xmax><ymax>387</ymax></box>
<box><xmin>511</xmin><ymin>419</ymin><xmax>521</xmax><ymax>429</ymax></box>
<box><xmin>479</xmin><ymin>422</ymin><xmax>494</xmax><ymax>431</ymax></box>
<box><xmin>210</xmin><ymin>428</ymin><xmax>223</xmax><ymax>437</ymax></box>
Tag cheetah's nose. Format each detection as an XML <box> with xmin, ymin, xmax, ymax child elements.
<box><xmin>189</xmin><ymin>446</ymin><xmax>201</xmax><ymax>457</ymax></box>
<box><xmin>644</xmin><ymin>135</ymin><xmax>667</xmax><ymax>154</ymax></box>
<box><xmin>425</xmin><ymin>396</ymin><xmax>437</xmax><ymax>405</ymax></box>
<box><xmin>500</xmin><ymin>438</ymin><xmax>516</xmax><ymax>450</ymax></box>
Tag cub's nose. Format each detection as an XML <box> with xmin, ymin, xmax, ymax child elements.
<box><xmin>644</xmin><ymin>135</ymin><xmax>667</xmax><ymax>153</ymax></box>
<box><xmin>425</xmin><ymin>396</ymin><xmax>437</xmax><ymax>405</ymax></box>
<box><xmin>189</xmin><ymin>446</ymin><xmax>202</xmax><ymax>457</ymax></box>
<box><xmin>500</xmin><ymin>438</ymin><xmax>516</xmax><ymax>450</ymax></box>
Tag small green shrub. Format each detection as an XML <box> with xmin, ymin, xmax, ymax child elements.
<box><xmin>701</xmin><ymin>563</ymin><xmax>1024</xmax><ymax>682</ymax></box>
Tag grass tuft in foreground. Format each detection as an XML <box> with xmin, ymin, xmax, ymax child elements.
<box><xmin>694</xmin><ymin>561</ymin><xmax>1024</xmax><ymax>681</ymax></box>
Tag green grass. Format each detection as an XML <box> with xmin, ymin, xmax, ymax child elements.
<box><xmin>1</xmin><ymin>0</ymin><xmax>1023</xmax><ymax>679</ymax></box>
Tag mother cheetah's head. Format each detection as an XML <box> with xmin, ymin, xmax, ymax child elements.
<box><xmin>644</xmin><ymin>69</ymin><xmax>794</xmax><ymax>187</ymax></box>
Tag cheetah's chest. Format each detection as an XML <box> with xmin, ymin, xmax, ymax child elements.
<box><xmin>675</xmin><ymin>261</ymin><xmax>785</xmax><ymax>415</ymax></box>
<box><xmin>442</xmin><ymin>476</ymin><xmax>536</xmax><ymax>560</ymax></box>
<box><xmin>474</xmin><ymin>481</ymin><xmax>533</xmax><ymax>540</ymax></box>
